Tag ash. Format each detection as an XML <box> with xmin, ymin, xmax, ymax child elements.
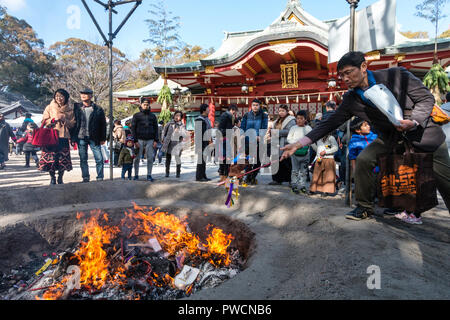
<box><xmin>0</xmin><ymin>243</ymin><xmax>243</xmax><ymax>300</ymax></box>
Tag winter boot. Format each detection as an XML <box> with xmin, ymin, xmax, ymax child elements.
<box><xmin>50</xmin><ymin>171</ymin><xmax>56</xmax><ymax>185</ymax></box>
<box><xmin>57</xmin><ymin>171</ymin><xmax>64</xmax><ymax>184</ymax></box>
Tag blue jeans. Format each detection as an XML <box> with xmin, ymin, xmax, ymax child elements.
<box><xmin>121</xmin><ymin>163</ymin><xmax>133</xmax><ymax>179</ymax></box>
<box><xmin>78</xmin><ymin>139</ymin><xmax>104</xmax><ymax>180</ymax></box>
<box><xmin>153</xmin><ymin>142</ymin><xmax>163</xmax><ymax>163</ymax></box>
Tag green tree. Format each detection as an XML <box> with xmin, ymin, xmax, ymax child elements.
<box><xmin>0</xmin><ymin>6</ymin><xmax>54</xmax><ymax>106</ymax></box>
<box><xmin>415</xmin><ymin>0</ymin><xmax>449</xmax><ymax>62</ymax></box>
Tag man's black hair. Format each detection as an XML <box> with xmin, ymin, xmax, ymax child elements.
<box><xmin>228</xmin><ymin>104</ymin><xmax>238</xmax><ymax>111</ymax></box>
<box><xmin>296</xmin><ymin>110</ymin><xmax>308</xmax><ymax>118</ymax></box>
<box><xmin>337</xmin><ymin>51</ymin><xmax>366</xmax><ymax>71</ymax></box>
<box><xmin>252</xmin><ymin>98</ymin><xmax>262</xmax><ymax>105</ymax></box>
<box><xmin>199</xmin><ymin>103</ymin><xmax>209</xmax><ymax>114</ymax></box>
<box><xmin>140</xmin><ymin>97</ymin><xmax>151</xmax><ymax>104</ymax></box>
<box><xmin>325</xmin><ymin>101</ymin><xmax>337</xmax><ymax>110</ymax></box>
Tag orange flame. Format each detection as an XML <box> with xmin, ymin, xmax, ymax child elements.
<box><xmin>37</xmin><ymin>205</ymin><xmax>235</xmax><ymax>299</ymax></box>
<box><xmin>75</xmin><ymin>210</ymin><xmax>120</xmax><ymax>290</ymax></box>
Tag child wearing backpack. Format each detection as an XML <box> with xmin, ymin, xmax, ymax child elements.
<box><xmin>287</xmin><ymin>110</ymin><xmax>312</xmax><ymax>194</ymax></box>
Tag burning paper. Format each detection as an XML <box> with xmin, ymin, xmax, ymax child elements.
<box><xmin>174</xmin><ymin>265</ymin><xmax>200</xmax><ymax>290</ymax></box>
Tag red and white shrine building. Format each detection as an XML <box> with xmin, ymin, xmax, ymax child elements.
<box><xmin>115</xmin><ymin>0</ymin><xmax>450</xmax><ymax>125</ymax></box>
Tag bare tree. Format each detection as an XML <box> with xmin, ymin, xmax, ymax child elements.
<box><xmin>415</xmin><ymin>0</ymin><xmax>449</xmax><ymax>62</ymax></box>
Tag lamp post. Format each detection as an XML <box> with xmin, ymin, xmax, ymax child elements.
<box><xmin>80</xmin><ymin>0</ymin><xmax>142</xmax><ymax>181</ymax></box>
<box><xmin>345</xmin><ymin>0</ymin><xmax>359</xmax><ymax>206</ymax></box>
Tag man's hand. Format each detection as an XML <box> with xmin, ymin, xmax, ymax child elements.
<box><xmin>320</xmin><ymin>150</ymin><xmax>326</xmax><ymax>157</ymax></box>
<box><xmin>280</xmin><ymin>142</ymin><xmax>302</xmax><ymax>161</ymax></box>
<box><xmin>135</xmin><ymin>142</ymin><xmax>140</xmax><ymax>149</ymax></box>
<box><xmin>153</xmin><ymin>141</ymin><xmax>157</xmax><ymax>149</ymax></box>
<box><xmin>394</xmin><ymin>119</ymin><xmax>416</xmax><ymax>132</ymax></box>
<box><xmin>100</xmin><ymin>141</ymin><xmax>105</xmax><ymax>145</ymax></box>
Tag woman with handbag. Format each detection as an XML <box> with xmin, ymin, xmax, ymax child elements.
<box><xmin>38</xmin><ymin>89</ymin><xmax>76</xmax><ymax>184</ymax></box>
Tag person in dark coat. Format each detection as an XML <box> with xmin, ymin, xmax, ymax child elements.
<box><xmin>281</xmin><ymin>51</ymin><xmax>450</xmax><ymax>223</ymax></box>
<box><xmin>195</xmin><ymin>104</ymin><xmax>212</xmax><ymax>182</ymax></box>
<box><xmin>218</xmin><ymin>104</ymin><xmax>237</xmax><ymax>182</ymax></box>
<box><xmin>130</xmin><ymin>97</ymin><xmax>159</xmax><ymax>181</ymax></box>
<box><xmin>70</xmin><ymin>88</ymin><xmax>107</xmax><ymax>182</ymax></box>
<box><xmin>266</xmin><ymin>104</ymin><xmax>296</xmax><ymax>185</ymax></box>
<box><xmin>0</xmin><ymin>113</ymin><xmax>17</xmax><ymax>169</ymax></box>
<box><xmin>240</xmin><ymin>99</ymin><xmax>268</xmax><ymax>185</ymax></box>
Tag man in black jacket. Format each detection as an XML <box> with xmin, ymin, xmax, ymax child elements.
<box><xmin>131</xmin><ymin>97</ymin><xmax>159</xmax><ymax>181</ymax></box>
<box><xmin>195</xmin><ymin>103</ymin><xmax>211</xmax><ymax>182</ymax></box>
<box><xmin>218</xmin><ymin>104</ymin><xmax>237</xmax><ymax>181</ymax></box>
<box><xmin>70</xmin><ymin>88</ymin><xmax>107</xmax><ymax>182</ymax></box>
<box><xmin>281</xmin><ymin>51</ymin><xmax>450</xmax><ymax>222</ymax></box>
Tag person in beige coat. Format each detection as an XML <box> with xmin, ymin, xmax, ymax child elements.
<box><xmin>38</xmin><ymin>89</ymin><xmax>76</xmax><ymax>185</ymax></box>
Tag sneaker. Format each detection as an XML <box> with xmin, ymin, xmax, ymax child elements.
<box><xmin>82</xmin><ymin>178</ymin><xmax>90</xmax><ymax>183</ymax></box>
<box><xmin>384</xmin><ymin>208</ymin><xmax>403</xmax><ymax>216</ymax></box>
<box><xmin>300</xmin><ymin>187</ymin><xmax>307</xmax><ymax>194</ymax></box>
<box><xmin>394</xmin><ymin>211</ymin><xmax>409</xmax><ymax>220</ymax></box>
<box><xmin>291</xmin><ymin>187</ymin><xmax>300</xmax><ymax>194</ymax></box>
<box><xmin>345</xmin><ymin>206</ymin><xmax>373</xmax><ymax>221</ymax></box>
<box><xmin>403</xmin><ymin>214</ymin><xmax>422</xmax><ymax>225</ymax></box>
<box><xmin>147</xmin><ymin>175</ymin><xmax>154</xmax><ymax>182</ymax></box>
<box><xmin>133</xmin><ymin>176</ymin><xmax>139</xmax><ymax>181</ymax></box>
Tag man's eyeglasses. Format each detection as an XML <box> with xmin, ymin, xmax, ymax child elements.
<box><xmin>337</xmin><ymin>67</ymin><xmax>359</xmax><ymax>79</ymax></box>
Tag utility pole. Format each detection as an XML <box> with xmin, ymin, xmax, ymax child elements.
<box><xmin>345</xmin><ymin>0</ymin><xmax>359</xmax><ymax>206</ymax></box>
<box><xmin>80</xmin><ymin>0</ymin><xmax>142</xmax><ymax>180</ymax></box>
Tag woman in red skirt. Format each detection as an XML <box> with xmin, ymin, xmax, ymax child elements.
<box><xmin>39</xmin><ymin>89</ymin><xmax>76</xmax><ymax>184</ymax></box>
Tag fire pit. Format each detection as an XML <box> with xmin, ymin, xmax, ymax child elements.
<box><xmin>0</xmin><ymin>203</ymin><xmax>254</xmax><ymax>300</ymax></box>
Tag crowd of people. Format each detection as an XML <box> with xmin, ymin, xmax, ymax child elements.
<box><xmin>0</xmin><ymin>51</ymin><xmax>449</xmax><ymax>226</ymax></box>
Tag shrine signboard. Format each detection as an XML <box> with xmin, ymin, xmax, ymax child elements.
<box><xmin>281</xmin><ymin>63</ymin><xmax>298</xmax><ymax>89</ymax></box>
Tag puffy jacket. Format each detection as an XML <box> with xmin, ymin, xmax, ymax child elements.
<box><xmin>241</xmin><ymin>109</ymin><xmax>268</xmax><ymax>136</ymax></box>
<box><xmin>348</xmin><ymin>131</ymin><xmax>378</xmax><ymax>160</ymax></box>
<box><xmin>131</xmin><ymin>110</ymin><xmax>159</xmax><ymax>142</ymax></box>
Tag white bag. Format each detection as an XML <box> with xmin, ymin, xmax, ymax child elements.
<box><xmin>363</xmin><ymin>84</ymin><xmax>403</xmax><ymax>126</ymax></box>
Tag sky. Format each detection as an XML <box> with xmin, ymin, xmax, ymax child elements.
<box><xmin>0</xmin><ymin>0</ymin><xmax>449</xmax><ymax>60</ymax></box>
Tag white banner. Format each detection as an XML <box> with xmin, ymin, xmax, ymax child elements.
<box><xmin>328</xmin><ymin>0</ymin><xmax>397</xmax><ymax>63</ymax></box>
